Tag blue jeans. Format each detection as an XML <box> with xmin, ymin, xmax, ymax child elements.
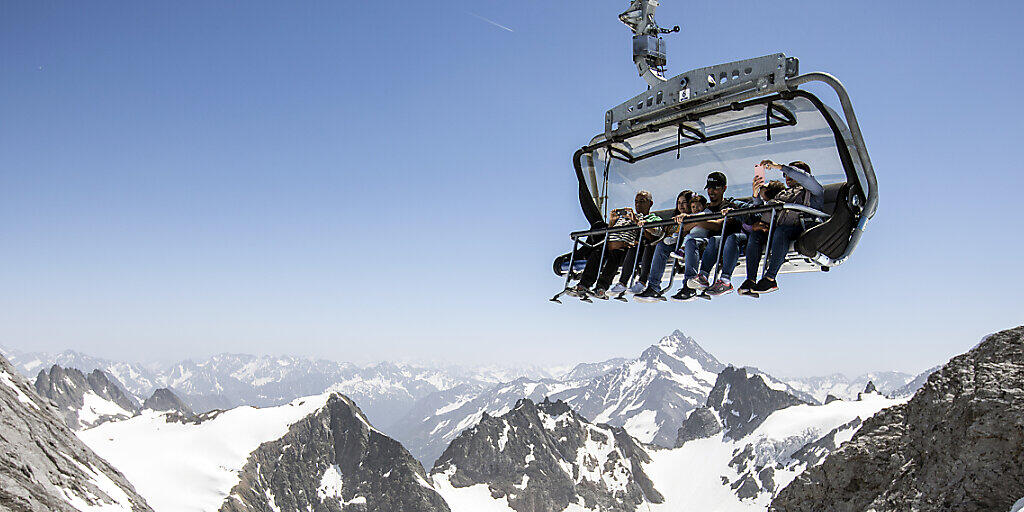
<box><xmin>701</xmin><ymin>232</ymin><xmax>747</xmax><ymax>280</ymax></box>
<box><xmin>646</xmin><ymin>240</ymin><xmax>675</xmax><ymax>291</ymax></box>
<box><xmin>745</xmin><ymin>225</ymin><xmax>802</xmax><ymax>280</ymax></box>
<box><xmin>681</xmin><ymin>229</ymin><xmax>711</xmax><ymax>279</ymax></box>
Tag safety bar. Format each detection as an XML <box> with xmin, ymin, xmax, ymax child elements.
<box><xmin>569</xmin><ymin>203</ymin><xmax>828</xmax><ymax>240</ymax></box>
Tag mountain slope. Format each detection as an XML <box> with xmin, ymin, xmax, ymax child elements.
<box><xmin>0</xmin><ymin>354</ymin><xmax>153</xmax><ymax>512</ymax></box>
<box><xmin>221</xmin><ymin>393</ymin><xmax>449</xmax><ymax>512</ymax></box>
<box><xmin>770</xmin><ymin>325</ymin><xmax>1024</xmax><ymax>512</ymax></box>
<box><xmin>784</xmin><ymin>371</ymin><xmax>913</xmax><ymax>402</ymax></box>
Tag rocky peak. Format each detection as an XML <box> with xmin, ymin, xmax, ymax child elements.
<box><xmin>642</xmin><ymin>330</ymin><xmax>724</xmax><ymax>373</ymax></box>
<box><xmin>221</xmin><ymin>393</ymin><xmax>448</xmax><ymax>512</ymax></box>
<box><xmin>431</xmin><ymin>398</ymin><xmax>664</xmax><ymax>512</ymax></box>
<box><xmin>0</xmin><ymin>354</ymin><xmax>153</xmax><ymax>511</ymax></box>
<box><xmin>33</xmin><ymin>364</ymin><xmax>138</xmax><ymax>429</ymax></box>
<box><xmin>706</xmin><ymin>366</ymin><xmax>810</xmax><ymax>440</ymax></box>
<box><xmin>771</xmin><ymin>325</ymin><xmax>1024</xmax><ymax>512</ymax></box>
<box><xmin>143</xmin><ymin>388</ymin><xmax>194</xmax><ymax>418</ymax></box>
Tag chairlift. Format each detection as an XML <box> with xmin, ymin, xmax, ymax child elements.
<box><xmin>552</xmin><ymin>0</ymin><xmax>877</xmax><ymax>303</ymax></box>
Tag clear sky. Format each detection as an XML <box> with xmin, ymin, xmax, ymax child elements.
<box><xmin>2</xmin><ymin>1</ymin><xmax>1022</xmax><ymax>377</ymax></box>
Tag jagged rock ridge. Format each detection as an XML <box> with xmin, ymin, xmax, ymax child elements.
<box><xmin>771</xmin><ymin>325</ymin><xmax>1024</xmax><ymax>512</ymax></box>
<box><xmin>0</xmin><ymin>354</ymin><xmax>153</xmax><ymax>512</ymax></box>
<box><xmin>220</xmin><ymin>393</ymin><xmax>449</xmax><ymax>512</ymax></box>
<box><xmin>33</xmin><ymin>364</ymin><xmax>139</xmax><ymax>429</ymax></box>
<box><xmin>431</xmin><ymin>398</ymin><xmax>663</xmax><ymax>512</ymax></box>
<box><xmin>706</xmin><ymin>366</ymin><xmax>811</xmax><ymax>440</ymax></box>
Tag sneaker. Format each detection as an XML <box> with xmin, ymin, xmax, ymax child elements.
<box><xmin>628</xmin><ymin>281</ymin><xmax>647</xmax><ymax>294</ymax></box>
<box><xmin>609</xmin><ymin>283</ymin><xmax>627</xmax><ymax>295</ymax></box>
<box><xmin>670</xmin><ymin>287</ymin><xmax>697</xmax><ymax>302</ymax></box>
<box><xmin>634</xmin><ymin>287</ymin><xmax>663</xmax><ymax>303</ymax></box>
<box><xmin>686</xmin><ymin>273</ymin><xmax>709</xmax><ymax>290</ymax></box>
<box><xmin>570</xmin><ymin>284</ymin><xmax>589</xmax><ymax>297</ymax></box>
<box><xmin>707</xmin><ymin>278</ymin><xmax>734</xmax><ymax>296</ymax></box>
<box><xmin>752</xmin><ymin>277</ymin><xmax>779</xmax><ymax>294</ymax></box>
<box><xmin>592</xmin><ymin>288</ymin><xmax>609</xmax><ymax>300</ymax></box>
<box><xmin>669</xmin><ymin>249</ymin><xmax>686</xmax><ymax>260</ymax></box>
<box><xmin>737</xmin><ymin>279</ymin><xmax>759</xmax><ymax>297</ymax></box>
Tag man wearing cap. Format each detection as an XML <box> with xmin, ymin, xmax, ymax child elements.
<box><xmin>670</xmin><ymin>171</ymin><xmax>745</xmax><ymax>301</ymax></box>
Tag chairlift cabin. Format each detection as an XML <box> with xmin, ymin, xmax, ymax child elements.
<box><xmin>552</xmin><ymin>1</ymin><xmax>877</xmax><ymax>303</ymax></box>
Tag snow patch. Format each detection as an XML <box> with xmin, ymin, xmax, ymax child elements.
<box><xmin>317</xmin><ymin>465</ymin><xmax>343</xmax><ymax>500</ymax></box>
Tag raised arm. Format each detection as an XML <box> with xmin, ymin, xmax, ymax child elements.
<box><xmin>780</xmin><ymin>165</ymin><xmax>824</xmax><ymax>197</ymax></box>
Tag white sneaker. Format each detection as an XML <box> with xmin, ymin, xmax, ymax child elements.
<box><xmin>628</xmin><ymin>281</ymin><xmax>646</xmax><ymax>294</ymax></box>
<box><xmin>609</xmin><ymin>283</ymin><xmax>627</xmax><ymax>294</ymax></box>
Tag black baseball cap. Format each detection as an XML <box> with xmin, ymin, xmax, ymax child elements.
<box><xmin>705</xmin><ymin>171</ymin><xmax>727</xmax><ymax>189</ymax></box>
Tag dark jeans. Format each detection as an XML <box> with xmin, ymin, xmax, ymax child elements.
<box><xmin>702</xmin><ymin>233</ymin><xmax>747</xmax><ymax>280</ymax></box>
<box><xmin>745</xmin><ymin>225</ymin><xmax>803</xmax><ymax>280</ymax></box>
<box><xmin>619</xmin><ymin>242</ymin><xmax>655</xmax><ymax>286</ymax></box>
<box><xmin>579</xmin><ymin>246</ymin><xmax>628</xmax><ymax>291</ymax></box>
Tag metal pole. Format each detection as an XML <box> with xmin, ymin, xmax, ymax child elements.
<box><xmin>761</xmin><ymin>207</ymin><xmax>777</xmax><ymax>281</ymax></box>
<box><xmin>661</xmin><ymin>225</ymin><xmax>685</xmax><ymax>294</ymax></box>
<box><xmin>710</xmin><ymin>211</ymin><xmax>729</xmax><ymax>285</ymax></box>
<box><xmin>617</xmin><ymin>225</ymin><xmax>645</xmax><ymax>301</ymax></box>
<box><xmin>551</xmin><ymin>238</ymin><xmax>581</xmax><ymax>303</ymax></box>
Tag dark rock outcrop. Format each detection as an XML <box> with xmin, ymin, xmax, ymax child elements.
<box><xmin>142</xmin><ymin>388</ymin><xmax>194</xmax><ymax>418</ymax></box>
<box><xmin>706</xmin><ymin>366</ymin><xmax>810</xmax><ymax>440</ymax></box>
<box><xmin>771</xmin><ymin>325</ymin><xmax>1024</xmax><ymax>512</ymax></box>
<box><xmin>220</xmin><ymin>393</ymin><xmax>449</xmax><ymax>512</ymax></box>
<box><xmin>0</xmin><ymin>354</ymin><xmax>153</xmax><ymax>512</ymax></box>
<box><xmin>824</xmin><ymin>394</ymin><xmax>841</xmax><ymax>404</ymax></box>
<box><xmin>33</xmin><ymin>365</ymin><xmax>138</xmax><ymax>429</ymax></box>
<box><xmin>431</xmin><ymin>398</ymin><xmax>663</xmax><ymax>512</ymax></box>
<box><xmin>674</xmin><ymin>406</ymin><xmax>722</xmax><ymax>446</ymax></box>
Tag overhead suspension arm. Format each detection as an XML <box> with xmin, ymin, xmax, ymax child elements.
<box><xmin>619</xmin><ymin>0</ymin><xmax>679</xmax><ymax>87</ymax></box>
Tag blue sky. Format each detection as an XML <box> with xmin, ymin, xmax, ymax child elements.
<box><xmin>1</xmin><ymin>1</ymin><xmax>1021</xmax><ymax>377</ymax></box>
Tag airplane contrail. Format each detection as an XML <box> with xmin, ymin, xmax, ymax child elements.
<box><xmin>467</xmin><ymin>12</ymin><xmax>514</xmax><ymax>33</ymax></box>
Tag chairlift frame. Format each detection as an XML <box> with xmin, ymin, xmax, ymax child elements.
<box><xmin>551</xmin><ymin>3</ymin><xmax>877</xmax><ymax>303</ymax></box>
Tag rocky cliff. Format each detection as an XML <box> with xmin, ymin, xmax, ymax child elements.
<box><xmin>430</xmin><ymin>398</ymin><xmax>663</xmax><ymax>512</ymax></box>
<box><xmin>0</xmin><ymin>354</ymin><xmax>152</xmax><ymax>512</ymax></box>
<box><xmin>771</xmin><ymin>325</ymin><xmax>1024</xmax><ymax>512</ymax></box>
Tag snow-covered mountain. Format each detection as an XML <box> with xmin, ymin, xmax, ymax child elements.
<box><xmin>0</xmin><ymin>354</ymin><xmax>153</xmax><ymax>511</ymax></box>
<box><xmin>394</xmin><ymin>330</ymin><xmax>792</xmax><ymax>466</ymax></box>
<box><xmin>551</xmin><ymin>330</ymin><xmax>724</xmax><ymax>447</ymax></box>
<box><xmin>784</xmin><ymin>371</ymin><xmax>914</xmax><ymax>402</ymax></box>
<box><xmin>427</xmin><ymin>364</ymin><xmax>904</xmax><ymax>512</ymax></box>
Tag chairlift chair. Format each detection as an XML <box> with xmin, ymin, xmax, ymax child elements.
<box><xmin>552</xmin><ymin>0</ymin><xmax>877</xmax><ymax>303</ymax></box>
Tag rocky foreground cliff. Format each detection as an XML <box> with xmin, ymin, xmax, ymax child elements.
<box><xmin>770</xmin><ymin>325</ymin><xmax>1024</xmax><ymax>512</ymax></box>
<box><xmin>0</xmin><ymin>354</ymin><xmax>153</xmax><ymax>512</ymax></box>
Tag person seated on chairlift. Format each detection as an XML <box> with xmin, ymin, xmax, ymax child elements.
<box><xmin>737</xmin><ymin>160</ymin><xmax>824</xmax><ymax>295</ymax></box>
<box><xmin>632</xmin><ymin>190</ymin><xmax>694</xmax><ymax>301</ymax></box>
<box><xmin>610</xmin><ymin>196</ymin><xmax>668</xmax><ymax>296</ymax></box>
<box><xmin>667</xmin><ymin>171</ymin><xmax>745</xmax><ymax>302</ymax></box>
<box><xmin>572</xmin><ymin>190</ymin><xmax>660</xmax><ymax>299</ymax></box>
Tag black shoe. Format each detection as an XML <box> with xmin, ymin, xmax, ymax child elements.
<box><xmin>671</xmin><ymin>287</ymin><xmax>697</xmax><ymax>302</ymax></box>
<box><xmin>737</xmin><ymin>279</ymin><xmax>758</xmax><ymax>296</ymax></box>
<box><xmin>752</xmin><ymin>277</ymin><xmax>778</xmax><ymax>294</ymax></box>
<box><xmin>593</xmin><ymin>288</ymin><xmax>609</xmax><ymax>300</ymax></box>
<box><xmin>569</xmin><ymin>284</ymin><xmax>588</xmax><ymax>297</ymax></box>
<box><xmin>634</xmin><ymin>287</ymin><xmax>662</xmax><ymax>303</ymax></box>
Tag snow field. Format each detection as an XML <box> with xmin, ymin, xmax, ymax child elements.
<box><xmin>78</xmin><ymin>393</ymin><xmax>332</xmax><ymax>512</ymax></box>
